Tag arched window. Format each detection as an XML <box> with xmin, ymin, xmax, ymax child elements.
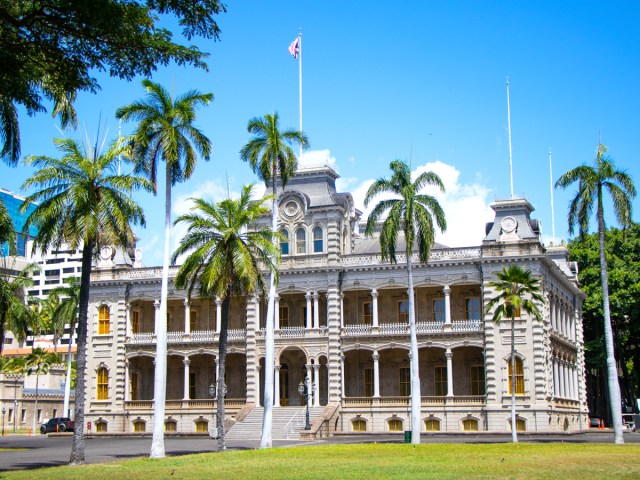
<box><xmin>133</xmin><ymin>420</ymin><xmax>145</xmax><ymax>432</ymax></box>
<box><xmin>195</xmin><ymin>419</ymin><xmax>208</xmax><ymax>433</ymax></box>
<box><xmin>279</xmin><ymin>229</ymin><xmax>289</xmax><ymax>255</ymax></box>
<box><xmin>98</xmin><ymin>305</ymin><xmax>110</xmax><ymax>335</ymax></box>
<box><xmin>425</xmin><ymin>418</ymin><xmax>441</xmax><ymax>431</ymax></box>
<box><xmin>96</xmin><ymin>421</ymin><xmax>107</xmax><ymax>433</ymax></box>
<box><xmin>508</xmin><ymin>357</ymin><xmax>525</xmax><ymax>395</ymax></box>
<box><xmin>97</xmin><ymin>367</ymin><xmax>109</xmax><ymax>400</ymax></box>
<box><xmin>388</xmin><ymin>418</ymin><xmax>403</xmax><ymax>432</ymax></box>
<box><xmin>352</xmin><ymin>419</ymin><xmax>367</xmax><ymax>432</ymax></box>
<box><xmin>463</xmin><ymin>419</ymin><xmax>478</xmax><ymax>431</ymax></box>
<box><xmin>296</xmin><ymin>228</ymin><xmax>306</xmax><ymax>254</ymax></box>
<box><xmin>313</xmin><ymin>226</ymin><xmax>323</xmax><ymax>253</ymax></box>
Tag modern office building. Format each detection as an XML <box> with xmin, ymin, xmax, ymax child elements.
<box><xmin>83</xmin><ymin>166</ymin><xmax>587</xmax><ymax>436</ymax></box>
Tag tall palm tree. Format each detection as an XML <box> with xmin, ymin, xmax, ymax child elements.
<box><xmin>484</xmin><ymin>265</ymin><xmax>543</xmax><ymax>443</ymax></box>
<box><xmin>556</xmin><ymin>144</ymin><xmax>636</xmax><ymax>444</ymax></box>
<box><xmin>21</xmin><ymin>136</ymin><xmax>149</xmax><ymax>464</ymax></box>
<box><xmin>116</xmin><ymin>80</ymin><xmax>212</xmax><ymax>458</ymax></box>
<box><xmin>240</xmin><ymin>112</ymin><xmax>308</xmax><ymax>449</ymax></box>
<box><xmin>0</xmin><ymin>263</ymin><xmax>38</xmax><ymax>354</ymax></box>
<box><xmin>364</xmin><ymin>159</ymin><xmax>446</xmax><ymax>444</ymax></box>
<box><xmin>50</xmin><ymin>277</ymin><xmax>81</xmax><ymax>417</ymax></box>
<box><xmin>24</xmin><ymin>347</ymin><xmax>61</xmax><ymax>435</ymax></box>
<box><xmin>171</xmin><ymin>184</ymin><xmax>279</xmax><ymax>450</ymax></box>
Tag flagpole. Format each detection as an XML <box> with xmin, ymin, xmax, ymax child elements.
<box><xmin>506</xmin><ymin>77</ymin><xmax>514</xmax><ymax>199</ymax></box>
<box><xmin>298</xmin><ymin>30</ymin><xmax>303</xmax><ymax>160</ymax></box>
<box><xmin>549</xmin><ymin>147</ymin><xmax>556</xmax><ymax>244</ymax></box>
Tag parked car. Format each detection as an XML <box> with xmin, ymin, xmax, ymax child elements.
<box><xmin>40</xmin><ymin>417</ymin><xmax>74</xmax><ymax>434</ymax></box>
<box><xmin>589</xmin><ymin>417</ymin><xmax>602</xmax><ymax>428</ymax></box>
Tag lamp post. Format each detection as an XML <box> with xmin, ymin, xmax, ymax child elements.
<box><xmin>209</xmin><ymin>382</ymin><xmax>227</xmax><ymax>438</ymax></box>
<box><xmin>298</xmin><ymin>378</ymin><xmax>316</xmax><ymax>430</ymax></box>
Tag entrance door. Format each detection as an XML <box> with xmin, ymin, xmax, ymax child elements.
<box><xmin>280</xmin><ymin>364</ymin><xmax>289</xmax><ymax>406</ymax></box>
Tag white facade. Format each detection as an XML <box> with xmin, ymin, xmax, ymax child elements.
<box><xmin>83</xmin><ymin>167</ymin><xmax>587</xmax><ymax>435</ymax></box>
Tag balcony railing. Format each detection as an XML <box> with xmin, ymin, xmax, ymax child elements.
<box><xmin>341</xmin><ymin>247</ymin><xmax>481</xmax><ymax>267</ymax></box>
<box><xmin>343</xmin><ymin>319</ymin><xmax>482</xmax><ymax>337</ymax></box>
<box><xmin>342</xmin><ymin>395</ymin><xmax>484</xmax><ymax>407</ymax></box>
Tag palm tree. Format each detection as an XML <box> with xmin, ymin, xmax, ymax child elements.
<box><xmin>116</xmin><ymin>80</ymin><xmax>212</xmax><ymax>458</ymax></box>
<box><xmin>364</xmin><ymin>159</ymin><xmax>446</xmax><ymax>444</ymax></box>
<box><xmin>171</xmin><ymin>184</ymin><xmax>279</xmax><ymax>450</ymax></box>
<box><xmin>0</xmin><ymin>263</ymin><xmax>39</xmax><ymax>354</ymax></box>
<box><xmin>21</xmin><ymin>136</ymin><xmax>149</xmax><ymax>464</ymax></box>
<box><xmin>0</xmin><ymin>197</ymin><xmax>16</xmax><ymax>251</ymax></box>
<box><xmin>24</xmin><ymin>347</ymin><xmax>61</xmax><ymax>435</ymax></box>
<box><xmin>50</xmin><ymin>278</ymin><xmax>81</xmax><ymax>417</ymax></box>
<box><xmin>240</xmin><ymin>112</ymin><xmax>308</xmax><ymax>449</ymax></box>
<box><xmin>556</xmin><ymin>144</ymin><xmax>636</xmax><ymax>444</ymax></box>
<box><xmin>484</xmin><ymin>265</ymin><xmax>544</xmax><ymax>443</ymax></box>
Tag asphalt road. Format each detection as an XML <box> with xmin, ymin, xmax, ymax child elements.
<box><xmin>0</xmin><ymin>431</ymin><xmax>638</xmax><ymax>472</ymax></box>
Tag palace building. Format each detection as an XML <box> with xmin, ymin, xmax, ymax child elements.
<box><xmin>83</xmin><ymin>166</ymin><xmax>587</xmax><ymax>436</ymax></box>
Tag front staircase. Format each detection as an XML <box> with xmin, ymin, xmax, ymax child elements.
<box><xmin>225</xmin><ymin>406</ymin><xmax>325</xmax><ymax>441</ymax></box>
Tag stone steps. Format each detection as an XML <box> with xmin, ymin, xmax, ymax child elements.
<box><xmin>226</xmin><ymin>406</ymin><xmax>325</xmax><ymax>441</ymax></box>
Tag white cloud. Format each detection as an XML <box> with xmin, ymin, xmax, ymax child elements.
<box><xmin>350</xmin><ymin>160</ymin><xmax>494</xmax><ymax>247</ymax></box>
<box><xmin>299</xmin><ymin>149</ymin><xmax>337</xmax><ymax>170</ymax></box>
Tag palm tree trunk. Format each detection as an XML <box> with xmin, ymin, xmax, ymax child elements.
<box><xmin>150</xmin><ymin>162</ymin><xmax>172</xmax><ymax>458</ymax></box>
<box><xmin>406</xmin><ymin>253</ymin><xmax>421</xmax><ymax>444</ymax></box>
<box><xmin>69</xmin><ymin>238</ymin><xmax>94</xmax><ymax>465</ymax></box>
<box><xmin>598</xmin><ymin>199</ymin><xmax>624</xmax><ymax>444</ymax></box>
<box><xmin>63</xmin><ymin>319</ymin><xmax>75</xmax><ymax>417</ymax></box>
<box><xmin>32</xmin><ymin>371</ymin><xmax>39</xmax><ymax>435</ymax></box>
<box><xmin>260</xmin><ymin>178</ymin><xmax>278</xmax><ymax>449</ymax></box>
<box><xmin>511</xmin><ymin>316</ymin><xmax>518</xmax><ymax>443</ymax></box>
<box><xmin>217</xmin><ymin>293</ymin><xmax>231</xmax><ymax>451</ymax></box>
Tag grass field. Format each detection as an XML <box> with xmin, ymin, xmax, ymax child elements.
<box><xmin>0</xmin><ymin>443</ymin><xmax>639</xmax><ymax>480</ymax></box>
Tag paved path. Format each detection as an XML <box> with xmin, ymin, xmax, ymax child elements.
<box><xmin>0</xmin><ymin>431</ymin><xmax>638</xmax><ymax>472</ymax></box>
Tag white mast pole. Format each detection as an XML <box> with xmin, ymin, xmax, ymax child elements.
<box><xmin>506</xmin><ymin>77</ymin><xmax>514</xmax><ymax>199</ymax></box>
<box><xmin>298</xmin><ymin>29</ymin><xmax>303</xmax><ymax>160</ymax></box>
<box><xmin>549</xmin><ymin>147</ymin><xmax>556</xmax><ymax>244</ymax></box>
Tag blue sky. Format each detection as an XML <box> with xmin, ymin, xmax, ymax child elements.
<box><xmin>5</xmin><ymin>1</ymin><xmax>640</xmax><ymax>266</ymax></box>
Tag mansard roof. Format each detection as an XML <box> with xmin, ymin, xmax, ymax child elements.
<box><xmin>353</xmin><ymin>234</ymin><xmax>448</xmax><ymax>255</ymax></box>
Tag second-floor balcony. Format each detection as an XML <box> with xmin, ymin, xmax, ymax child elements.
<box><xmin>342</xmin><ymin>319</ymin><xmax>482</xmax><ymax>337</ymax></box>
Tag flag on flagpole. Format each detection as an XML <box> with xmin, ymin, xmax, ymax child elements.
<box><xmin>288</xmin><ymin>36</ymin><xmax>300</xmax><ymax>59</ymax></box>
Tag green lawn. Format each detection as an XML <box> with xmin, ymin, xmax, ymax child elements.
<box><xmin>1</xmin><ymin>443</ymin><xmax>639</xmax><ymax>480</ymax></box>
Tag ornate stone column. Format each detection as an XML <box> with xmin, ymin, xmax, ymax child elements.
<box><xmin>153</xmin><ymin>299</ymin><xmax>161</xmax><ymax>335</ymax></box>
<box><xmin>371</xmin><ymin>289</ymin><xmax>379</xmax><ymax>327</ymax></box>
<box><xmin>274</xmin><ymin>365</ymin><xmax>281</xmax><ymax>407</ymax></box>
<box><xmin>313</xmin><ymin>292</ymin><xmax>320</xmax><ymax>329</ymax></box>
<box><xmin>184</xmin><ymin>299</ymin><xmax>191</xmax><ymax>335</ymax></box>
<box><xmin>339</xmin><ymin>293</ymin><xmax>344</xmax><ymax>329</ymax></box>
<box><xmin>305</xmin><ymin>291</ymin><xmax>313</xmax><ymax>330</ymax></box>
<box><xmin>446</xmin><ymin>348</ymin><xmax>454</xmax><ymax>396</ymax></box>
<box><xmin>183</xmin><ymin>357</ymin><xmax>191</xmax><ymax>400</ymax></box>
<box><xmin>312</xmin><ymin>364</ymin><xmax>320</xmax><ymax>407</ymax></box>
<box><xmin>124</xmin><ymin>359</ymin><xmax>130</xmax><ymax>401</ymax></box>
<box><xmin>215</xmin><ymin>297</ymin><xmax>222</xmax><ymax>333</ymax></box>
<box><xmin>553</xmin><ymin>358</ymin><xmax>560</xmax><ymax>397</ymax></box>
<box><xmin>372</xmin><ymin>351</ymin><xmax>380</xmax><ymax>398</ymax></box>
<box><xmin>444</xmin><ymin>285</ymin><xmax>452</xmax><ymax>324</ymax></box>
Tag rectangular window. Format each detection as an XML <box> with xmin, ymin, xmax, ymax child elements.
<box><xmin>8</xmin><ymin>409</ymin><xmax>12</xmax><ymax>422</ymax></box>
<box><xmin>465</xmin><ymin>297</ymin><xmax>481</xmax><ymax>320</ymax></box>
<box><xmin>62</xmin><ymin>267</ymin><xmax>75</xmax><ymax>273</ymax></box>
<box><xmin>470</xmin><ymin>365</ymin><xmax>485</xmax><ymax>395</ymax></box>
<box><xmin>131</xmin><ymin>310</ymin><xmax>139</xmax><ymax>334</ymax></box>
<box><xmin>433</xmin><ymin>299</ymin><xmax>445</xmax><ymax>322</ymax></box>
<box><xmin>364</xmin><ymin>368</ymin><xmax>373</xmax><ymax>397</ymax></box>
<box><xmin>279</xmin><ymin>305</ymin><xmax>289</xmax><ymax>328</ymax></box>
<box><xmin>190</xmin><ymin>311</ymin><xmax>197</xmax><ymax>331</ymax></box>
<box><xmin>397</xmin><ymin>301</ymin><xmax>409</xmax><ymax>323</ymax></box>
<box><xmin>37</xmin><ymin>409</ymin><xmax>42</xmax><ymax>422</ymax></box>
<box><xmin>195</xmin><ymin>421</ymin><xmax>208</xmax><ymax>433</ymax></box>
<box><xmin>21</xmin><ymin>409</ymin><xmax>26</xmax><ymax>422</ymax></box>
<box><xmin>97</xmin><ymin>369</ymin><xmax>109</xmax><ymax>400</ymax></box>
<box><xmin>399</xmin><ymin>367</ymin><xmax>410</xmax><ymax>396</ymax></box>
<box><xmin>363</xmin><ymin>302</ymin><xmax>373</xmax><ymax>324</ymax></box>
<box><xmin>134</xmin><ymin>422</ymin><xmax>145</xmax><ymax>432</ymax></box>
<box><xmin>98</xmin><ymin>306</ymin><xmax>110</xmax><ymax>335</ymax></box>
<box><xmin>434</xmin><ymin>366</ymin><xmax>447</xmax><ymax>396</ymax></box>
<box><xmin>508</xmin><ymin>358</ymin><xmax>525</xmax><ymax>395</ymax></box>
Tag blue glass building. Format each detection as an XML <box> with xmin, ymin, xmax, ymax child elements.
<box><xmin>0</xmin><ymin>189</ymin><xmax>38</xmax><ymax>257</ymax></box>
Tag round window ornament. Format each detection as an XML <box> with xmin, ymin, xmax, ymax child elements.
<box><xmin>501</xmin><ymin>216</ymin><xmax>518</xmax><ymax>233</ymax></box>
<box><xmin>284</xmin><ymin>200</ymin><xmax>299</xmax><ymax>217</ymax></box>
